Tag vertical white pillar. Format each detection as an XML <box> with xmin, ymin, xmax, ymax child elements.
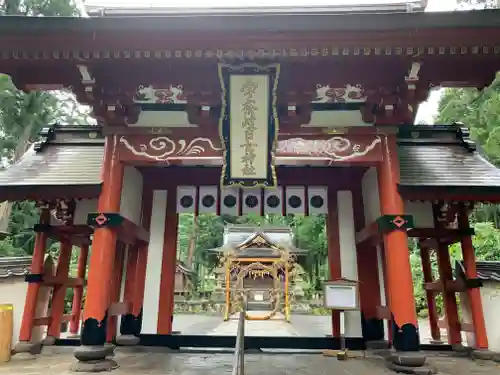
<box><xmin>142</xmin><ymin>190</ymin><xmax>168</xmax><ymax>334</ymax></box>
<box><xmin>376</xmin><ymin>245</ymin><xmax>389</xmax><ymax>341</ymax></box>
<box><xmin>337</xmin><ymin>190</ymin><xmax>363</xmax><ymax>337</ymax></box>
<box><xmin>117</xmin><ymin>246</ymin><xmax>129</xmax><ymax>332</ymax></box>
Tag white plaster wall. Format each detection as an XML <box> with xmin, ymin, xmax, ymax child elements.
<box><xmin>361</xmin><ymin>167</ymin><xmax>380</xmax><ymax>225</ymax></box>
<box><xmin>74</xmin><ymin>199</ymin><xmax>98</xmax><ymax>225</ymax></box>
<box><xmin>361</xmin><ymin>167</ymin><xmax>389</xmax><ymax>340</ymax></box>
<box><xmin>404</xmin><ymin>201</ymin><xmax>434</xmax><ymax>228</ymax></box>
<box><xmin>304</xmin><ymin>111</ymin><xmax>368</xmax><ymax>127</ymax></box>
<box><xmin>117</xmin><ymin>246</ymin><xmax>129</xmax><ymax>335</ymax></box>
<box><xmin>141</xmin><ymin>190</ymin><xmax>168</xmax><ymax>334</ymax></box>
<box><xmin>0</xmin><ymin>277</ymin><xmax>28</xmax><ymax>347</ymax></box>
<box><xmin>480</xmin><ymin>282</ymin><xmax>500</xmax><ymax>352</ymax></box>
<box><xmin>120</xmin><ymin>166</ymin><xmax>144</xmax><ymax>225</ymax></box>
<box><xmin>131</xmin><ymin>112</ymin><xmax>196</xmax><ymax>128</ymax></box>
<box><xmin>337</xmin><ymin>190</ymin><xmax>363</xmax><ymax>337</ymax></box>
<box><xmin>376</xmin><ymin>246</ymin><xmax>389</xmax><ymax>341</ymax></box>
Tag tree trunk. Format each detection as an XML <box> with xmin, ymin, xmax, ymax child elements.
<box><xmin>186</xmin><ymin>214</ymin><xmax>199</xmax><ymax>268</ymax></box>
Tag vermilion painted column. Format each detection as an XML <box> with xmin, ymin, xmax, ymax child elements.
<box><xmin>157</xmin><ymin>188</ymin><xmax>178</xmax><ymax>335</ymax></box>
<box><xmin>458</xmin><ymin>205</ymin><xmax>488</xmax><ymax>349</ymax></box>
<box><xmin>78</xmin><ymin>135</ymin><xmax>123</xmax><ymax>350</ymax></box>
<box><xmin>123</xmin><ymin>246</ymin><xmax>138</xmax><ymax>308</ymax></box>
<box><xmin>70</xmin><ymin>244</ymin><xmax>89</xmax><ymax>334</ymax></box>
<box><xmin>436</xmin><ymin>243</ymin><xmax>462</xmax><ymax>345</ymax></box>
<box><xmin>377</xmin><ymin>135</ymin><xmax>419</xmax><ymax>352</ymax></box>
<box><xmin>419</xmin><ymin>245</ymin><xmax>441</xmax><ymax>343</ymax></box>
<box><xmin>326</xmin><ymin>188</ymin><xmax>341</xmax><ymax>337</ymax></box>
<box><xmin>47</xmin><ymin>240</ymin><xmax>73</xmax><ymax>339</ymax></box>
<box><xmin>17</xmin><ymin>209</ymin><xmax>50</xmax><ymax>346</ymax></box>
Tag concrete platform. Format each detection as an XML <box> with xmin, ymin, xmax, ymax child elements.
<box><xmin>2</xmin><ymin>350</ymin><xmax>500</xmax><ymax>375</ymax></box>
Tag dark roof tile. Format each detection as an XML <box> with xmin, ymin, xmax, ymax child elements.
<box><xmin>0</xmin><ymin>256</ymin><xmax>31</xmax><ymax>279</ymax></box>
<box><xmin>398</xmin><ymin>145</ymin><xmax>500</xmax><ymax>187</ymax></box>
<box><xmin>456</xmin><ymin>260</ymin><xmax>500</xmax><ymax>282</ymax></box>
<box><xmin>3</xmin><ymin>124</ymin><xmax>500</xmax><ymax>200</ymax></box>
<box><xmin>0</xmin><ymin>144</ymin><xmax>104</xmax><ymax>187</ymax></box>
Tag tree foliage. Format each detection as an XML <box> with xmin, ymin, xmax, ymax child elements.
<box><xmin>0</xmin><ymin>0</ymin><xmax>88</xmax><ymax>257</ymax></box>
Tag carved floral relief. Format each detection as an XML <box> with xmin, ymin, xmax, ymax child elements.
<box><xmin>134</xmin><ymin>84</ymin><xmax>188</xmax><ymax>104</ymax></box>
<box><xmin>119</xmin><ymin>136</ymin><xmax>223</xmax><ymax>162</ymax></box>
<box><xmin>119</xmin><ymin>135</ymin><xmax>382</xmax><ymax>164</ymax></box>
<box><xmin>276</xmin><ymin>136</ymin><xmax>381</xmax><ymax>162</ymax></box>
<box><xmin>312</xmin><ymin>84</ymin><xmax>366</xmax><ymax>104</ymax></box>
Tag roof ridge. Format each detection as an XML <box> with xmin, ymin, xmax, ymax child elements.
<box><xmin>33</xmin><ymin>125</ymin><xmax>103</xmax><ymax>153</ymax></box>
<box><xmin>397</xmin><ymin>123</ymin><xmax>476</xmax><ymax>152</ymax></box>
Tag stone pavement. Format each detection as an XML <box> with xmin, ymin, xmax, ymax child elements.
<box><xmin>172</xmin><ymin>314</ymin><xmax>446</xmax><ymax>343</ymax></box>
<box><xmin>1</xmin><ymin>349</ymin><xmax>499</xmax><ymax>375</ymax></box>
<box><xmin>208</xmin><ymin>312</ymin><xmax>301</xmax><ymax>336</ymax></box>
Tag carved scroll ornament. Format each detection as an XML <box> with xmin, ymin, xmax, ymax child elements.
<box><xmin>119</xmin><ymin>136</ymin><xmax>223</xmax><ymax>162</ymax></box>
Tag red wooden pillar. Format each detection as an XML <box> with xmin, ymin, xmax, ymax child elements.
<box><xmin>17</xmin><ymin>209</ymin><xmax>50</xmax><ymax>347</ymax></box>
<box><xmin>377</xmin><ymin>135</ymin><xmax>419</xmax><ymax>352</ymax></box>
<box><xmin>458</xmin><ymin>205</ymin><xmax>488</xmax><ymax>349</ymax></box>
<box><xmin>78</xmin><ymin>135</ymin><xmax>123</xmax><ymax>351</ymax></box>
<box><xmin>47</xmin><ymin>240</ymin><xmax>73</xmax><ymax>339</ymax></box>
<box><xmin>436</xmin><ymin>242</ymin><xmax>462</xmax><ymax>345</ymax></box>
<box><xmin>70</xmin><ymin>244</ymin><xmax>89</xmax><ymax>334</ymax></box>
<box><xmin>123</xmin><ymin>246</ymin><xmax>138</xmax><ymax>309</ymax></box>
<box><xmin>326</xmin><ymin>188</ymin><xmax>341</xmax><ymax>337</ymax></box>
<box><xmin>419</xmin><ymin>245</ymin><xmax>441</xmax><ymax>343</ymax></box>
<box><xmin>157</xmin><ymin>188</ymin><xmax>178</xmax><ymax>335</ymax></box>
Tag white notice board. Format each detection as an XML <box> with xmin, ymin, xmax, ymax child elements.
<box><xmin>323</xmin><ymin>280</ymin><xmax>359</xmax><ymax>311</ymax></box>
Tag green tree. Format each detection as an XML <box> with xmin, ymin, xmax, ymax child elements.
<box><xmin>0</xmin><ymin>0</ymin><xmax>86</xmax><ymax>258</ymax></box>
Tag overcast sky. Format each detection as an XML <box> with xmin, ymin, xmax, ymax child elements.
<box><xmin>85</xmin><ymin>0</ymin><xmax>458</xmax><ymax>10</ymax></box>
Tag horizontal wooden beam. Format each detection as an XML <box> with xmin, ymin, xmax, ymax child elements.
<box><xmin>33</xmin><ymin>314</ymin><xmax>72</xmax><ymax>326</ymax></box>
<box><xmin>437</xmin><ymin>318</ymin><xmax>474</xmax><ymax>333</ymax></box>
<box><xmin>118</xmin><ymin>217</ymin><xmax>150</xmax><ymax>246</ymax></box>
<box><xmin>355</xmin><ymin>221</ymin><xmax>380</xmax><ymax>246</ymax></box>
<box><xmin>42</xmin><ymin>275</ymin><xmax>84</xmax><ymax>287</ymax></box>
<box><xmin>423</xmin><ymin>279</ymin><xmax>466</xmax><ymax>293</ymax></box>
<box><xmin>375</xmin><ymin>305</ymin><xmax>391</xmax><ymax>320</ymax></box>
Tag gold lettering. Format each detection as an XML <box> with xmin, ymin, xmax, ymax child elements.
<box><xmin>239</xmin><ymin>78</ymin><xmax>259</xmax><ymax>176</ymax></box>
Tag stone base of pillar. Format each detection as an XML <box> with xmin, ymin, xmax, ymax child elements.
<box><xmin>13</xmin><ymin>341</ymin><xmax>43</xmax><ymax>356</ymax></box>
<box><xmin>471</xmin><ymin>349</ymin><xmax>497</xmax><ymax>361</ymax></box>
<box><xmin>72</xmin><ymin>345</ymin><xmax>117</xmax><ymax>373</ymax></box>
<box><xmin>115</xmin><ymin>334</ymin><xmax>140</xmax><ymax>346</ymax></box>
<box><xmin>70</xmin><ymin>359</ymin><xmax>118</xmax><ymax>372</ymax></box>
<box><xmin>386</xmin><ymin>362</ymin><xmax>437</xmax><ymax>375</ymax></box>
<box><xmin>429</xmin><ymin>340</ymin><xmax>444</xmax><ymax>345</ymax></box>
<box><xmin>12</xmin><ymin>352</ymin><xmax>37</xmax><ymax>361</ymax></box>
<box><xmin>385</xmin><ymin>352</ymin><xmax>434</xmax><ymax>374</ymax></box>
<box><xmin>366</xmin><ymin>340</ymin><xmax>390</xmax><ymax>350</ymax></box>
<box><xmin>42</xmin><ymin>336</ymin><xmax>56</xmax><ymax>346</ymax></box>
<box><xmin>451</xmin><ymin>343</ymin><xmax>472</xmax><ymax>358</ymax></box>
<box><xmin>493</xmin><ymin>354</ymin><xmax>500</xmax><ymax>363</ymax></box>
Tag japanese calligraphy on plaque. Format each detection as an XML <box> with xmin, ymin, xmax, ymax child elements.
<box><xmin>218</xmin><ymin>63</ymin><xmax>280</xmax><ymax>187</ymax></box>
